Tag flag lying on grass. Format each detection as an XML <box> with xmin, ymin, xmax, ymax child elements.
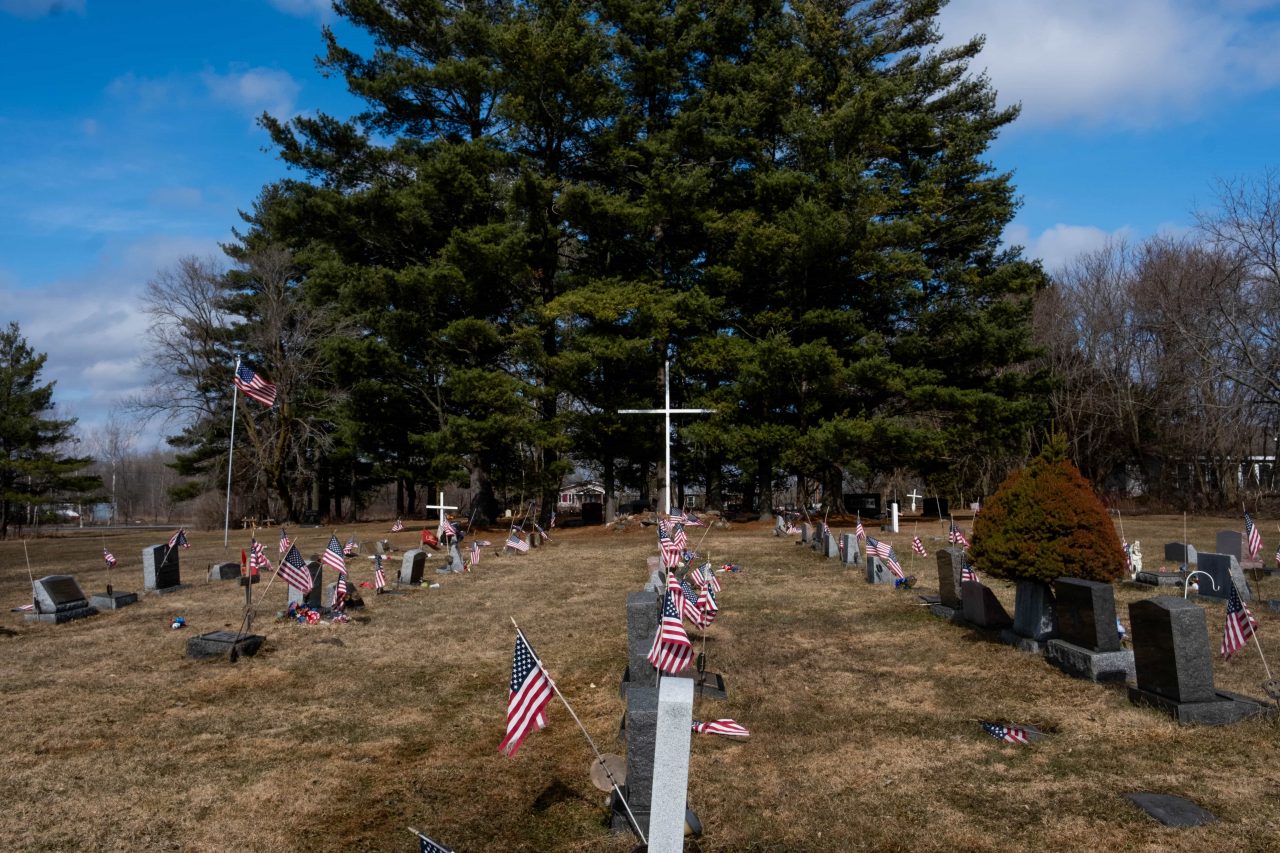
<box><xmin>414</xmin><ymin>830</ymin><xmax>454</xmax><ymax>853</ymax></box>
<box><xmin>692</xmin><ymin>719</ymin><xmax>749</xmax><ymax>738</ymax></box>
<box><xmin>981</xmin><ymin>721</ymin><xmax>1031</xmax><ymax>745</ymax></box>
<box><xmin>498</xmin><ymin>632</ymin><xmax>553</xmax><ymax>757</ymax></box>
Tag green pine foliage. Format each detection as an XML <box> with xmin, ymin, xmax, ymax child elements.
<box><xmin>970</xmin><ymin>439</ymin><xmax>1126</xmax><ymax>584</ymax></box>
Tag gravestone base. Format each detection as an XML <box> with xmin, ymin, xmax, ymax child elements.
<box><xmin>1127</xmin><ymin>686</ymin><xmax>1269</xmax><ymax>725</ymax></box>
<box><xmin>927</xmin><ymin>602</ymin><xmax>967</xmax><ymax>625</ymax></box>
<box><xmin>1046</xmin><ymin>638</ymin><xmax>1135</xmax><ymax>683</ymax></box>
<box><xmin>186</xmin><ymin>630</ymin><xmax>265</xmax><ymax>660</ymax></box>
<box><xmin>89</xmin><ymin>591</ymin><xmax>138</xmax><ymax>610</ymax></box>
<box><xmin>208</xmin><ymin>562</ymin><xmax>242</xmax><ymax>581</ymax></box>
<box><xmin>1131</xmin><ymin>571</ymin><xmax>1185</xmax><ymax>588</ymax></box>
<box><xmin>147</xmin><ymin>583</ymin><xmax>188</xmax><ymax>595</ymax></box>
<box><xmin>1126</xmin><ymin>792</ymin><xmax>1218</xmax><ymax>827</ymax></box>
<box><xmin>25</xmin><ymin>605</ymin><xmax>98</xmax><ymax>624</ymax></box>
<box><xmin>609</xmin><ymin>785</ymin><xmax>649</xmax><ymax>838</ymax></box>
<box><xmin>693</xmin><ymin>671</ymin><xmax>727</xmax><ymax>700</ymax></box>
<box><xmin>998</xmin><ymin>629</ymin><xmax>1048</xmax><ymax>655</ymax></box>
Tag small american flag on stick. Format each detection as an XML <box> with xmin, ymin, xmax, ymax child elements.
<box><xmin>498</xmin><ymin>631</ymin><xmax>553</xmax><ymax>757</ymax></box>
<box><xmin>1221</xmin><ymin>581</ymin><xmax>1258</xmax><ymax>659</ymax></box>
<box><xmin>911</xmin><ymin>536</ymin><xmax>927</xmax><ymax>557</ymax></box>
<box><xmin>391</xmin><ymin>518</ymin><xmax>404</xmax><ymax>532</ymax></box>
<box><xmin>167</xmin><ymin>528</ymin><xmax>190</xmax><ymax>549</ymax></box>
<box><xmin>248</xmin><ymin>539</ymin><xmax>270</xmax><ymax>575</ymax></box>
<box><xmin>505</xmin><ymin>529</ymin><xmax>529</xmax><ymax>553</ymax></box>
<box><xmin>279</xmin><ymin>527</ymin><xmax>290</xmax><ymax>554</ymax></box>
<box><xmin>372</xmin><ymin>555</ymin><xmax>386</xmax><ymax>590</ymax></box>
<box><xmin>103</xmin><ymin>548</ymin><xmax>117</xmax><ymax>568</ymax></box>
<box><xmin>855</xmin><ymin>515</ymin><xmax>865</xmax><ymax>540</ymax></box>
<box><xmin>948</xmin><ymin>522</ymin><xmax>970</xmax><ymax>548</ymax></box>
<box><xmin>1245</xmin><ymin>512</ymin><xmax>1263</xmax><ymax>560</ymax></box>
<box><xmin>321</xmin><ymin>533</ymin><xmax>346</xmax><ymax>574</ymax></box>
<box><xmin>277</xmin><ymin>544</ymin><xmax>313</xmax><ymax>593</ymax></box>
<box><xmin>647</xmin><ymin>586</ymin><xmax>693</xmax><ymax>674</ymax></box>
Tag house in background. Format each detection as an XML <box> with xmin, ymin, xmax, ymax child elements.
<box><xmin>558</xmin><ymin>480</ymin><xmax>605</xmax><ymax>510</ymax></box>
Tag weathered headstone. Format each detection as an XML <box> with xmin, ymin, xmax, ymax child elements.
<box><xmin>961</xmin><ymin>581</ymin><xmax>1013</xmax><ymax>630</ymax></box>
<box><xmin>1126</xmin><ymin>793</ymin><xmax>1218</xmax><ymax>827</ymax></box>
<box><xmin>208</xmin><ymin>561</ymin><xmax>241</xmax><ymax>582</ymax></box>
<box><xmin>399</xmin><ymin>548</ymin><xmax>426</xmax><ymax>585</ymax></box>
<box><xmin>620</xmin><ymin>590</ymin><xmax>660</xmax><ymax>697</ymax></box>
<box><xmin>840</xmin><ymin>533</ymin><xmax>861</xmax><ymax>567</ymax></box>
<box><xmin>142</xmin><ymin>544</ymin><xmax>182</xmax><ymax>593</ymax></box>
<box><xmin>1045</xmin><ymin>577</ymin><xmax>1134</xmax><ymax>682</ymax></box>
<box><xmin>773</xmin><ymin>514</ymin><xmax>786</xmax><ymax>536</ymax></box>
<box><xmin>799</xmin><ymin>523</ymin><xmax>812</xmax><ymax>544</ymax></box>
<box><xmin>186</xmin><ymin>630</ymin><xmax>265</xmax><ymax>660</ymax></box>
<box><xmin>1133</xmin><ymin>569</ymin><xmax>1184</xmax><ymax>587</ymax></box>
<box><xmin>1001</xmin><ymin>580</ymin><xmax>1056</xmax><ymax>652</ymax></box>
<box><xmin>1214</xmin><ymin>530</ymin><xmax>1242</xmax><ymax>562</ymax></box>
<box><xmin>27</xmin><ymin>575</ymin><xmax>98</xmax><ymax>623</ymax></box>
<box><xmin>822</xmin><ymin>531</ymin><xmax>840</xmax><ymax>559</ymax></box>
<box><xmin>644</xmin><ymin>557</ymin><xmax>664</xmax><ymax>593</ymax></box>
<box><xmin>89</xmin><ymin>589</ymin><xmax>138</xmax><ymax>610</ymax></box>
<box><xmin>648</xmin><ymin>676</ymin><xmax>694</xmax><ymax>853</ymax></box>
<box><xmin>1163</xmin><ymin>542</ymin><xmax>1197</xmax><ymax>567</ymax></box>
<box><xmin>1194</xmin><ymin>552</ymin><xmax>1250</xmax><ymax>602</ymax></box>
<box><xmin>935</xmin><ymin>548</ymin><xmax>966</xmax><ymax>609</ymax></box>
<box><xmin>865</xmin><ymin>556</ymin><xmax>895</xmax><ymax>585</ymax></box>
<box><xmin>1127</xmin><ymin>596</ymin><xmax>1266</xmax><ymax>724</ymax></box>
<box><xmin>287</xmin><ymin>561</ymin><xmax>324</xmax><ymax>609</ymax></box>
<box><xmin>612</xmin><ymin>686</ymin><xmax>657</xmax><ymax>837</ymax></box>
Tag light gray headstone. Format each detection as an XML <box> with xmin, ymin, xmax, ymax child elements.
<box><xmin>935</xmin><ymin>548</ymin><xmax>966</xmax><ymax>608</ymax></box>
<box><xmin>649</xmin><ymin>676</ymin><xmax>694</xmax><ymax>853</ymax></box>
<box><xmin>1163</xmin><ymin>542</ymin><xmax>1197</xmax><ymax>567</ymax></box>
<box><xmin>399</xmin><ymin>548</ymin><xmax>426</xmax><ymax>585</ymax></box>
<box><xmin>616</xmin><ymin>685</ymin><xmax>658</xmax><ymax>836</ymax></box>
<box><xmin>840</xmin><ymin>534</ymin><xmax>860</xmax><ymax>566</ymax></box>
<box><xmin>866</xmin><ymin>556</ymin><xmax>894</xmax><ymax>585</ymax></box>
<box><xmin>800</xmin><ymin>523</ymin><xmax>812</xmax><ymax>544</ymax></box>
<box><xmin>1195</xmin><ymin>552</ymin><xmax>1251</xmax><ymax>601</ymax></box>
<box><xmin>822</xmin><ymin>531</ymin><xmax>840</xmax><ymax>559</ymax></box>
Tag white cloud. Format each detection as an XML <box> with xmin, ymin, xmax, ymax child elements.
<box><xmin>202</xmin><ymin>67</ymin><xmax>301</xmax><ymax>120</ymax></box>
<box><xmin>0</xmin><ymin>0</ymin><xmax>84</xmax><ymax>18</ymax></box>
<box><xmin>939</xmin><ymin>0</ymin><xmax>1280</xmax><ymax>128</ymax></box>
<box><xmin>267</xmin><ymin>0</ymin><xmax>333</xmax><ymax>20</ymax></box>
<box><xmin>1007</xmin><ymin>222</ymin><xmax>1135</xmax><ymax>272</ymax></box>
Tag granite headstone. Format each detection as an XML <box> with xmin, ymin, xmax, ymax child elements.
<box><xmin>961</xmin><ymin>581</ymin><xmax>1013</xmax><ymax>630</ymax></box>
<box><xmin>28</xmin><ymin>575</ymin><xmax>98</xmax><ymax>623</ymax></box>
<box><xmin>142</xmin><ymin>544</ymin><xmax>182</xmax><ymax>592</ymax></box>
<box><xmin>1195</xmin><ymin>552</ymin><xmax>1251</xmax><ymax>601</ymax></box>
<box><xmin>1163</xmin><ymin>542</ymin><xmax>1197</xmax><ymax>567</ymax></box>
<box><xmin>648</xmin><ymin>677</ymin><xmax>694</xmax><ymax>853</ymax></box>
<box><xmin>1215</xmin><ymin>531</ymin><xmax>1243</xmax><ymax>562</ymax></box>
<box><xmin>287</xmin><ymin>561</ymin><xmax>324</xmax><ymax>609</ymax></box>
<box><xmin>1046</xmin><ymin>577</ymin><xmax>1133</xmax><ymax>682</ymax></box>
<box><xmin>399</xmin><ymin>548</ymin><xmax>426</xmax><ymax>585</ymax></box>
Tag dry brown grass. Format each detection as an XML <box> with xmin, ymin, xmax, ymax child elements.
<box><xmin>2</xmin><ymin>515</ymin><xmax>1279</xmax><ymax>852</ymax></box>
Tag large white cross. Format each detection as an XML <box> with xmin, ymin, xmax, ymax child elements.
<box><xmin>618</xmin><ymin>360</ymin><xmax>715</xmax><ymax>516</ymax></box>
<box><xmin>907</xmin><ymin>489</ymin><xmax>922</xmax><ymax>512</ymax></box>
<box><xmin>422</xmin><ymin>491</ymin><xmax>459</xmax><ymax>537</ymax></box>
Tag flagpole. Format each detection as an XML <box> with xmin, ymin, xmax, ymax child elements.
<box><xmin>223</xmin><ymin>355</ymin><xmax>242</xmax><ymax>549</ymax></box>
<box><xmin>510</xmin><ymin>618</ymin><xmax>647</xmax><ymax>846</ymax></box>
<box><xmin>22</xmin><ymin>540</ymin><xmax>36</xmax><ymax>605</ymax></box>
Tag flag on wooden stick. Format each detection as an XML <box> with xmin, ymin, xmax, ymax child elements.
<box><xmin>498</xmin><ymin>632</ymin><xmax>553</xmax><ymax>757</ymax></box>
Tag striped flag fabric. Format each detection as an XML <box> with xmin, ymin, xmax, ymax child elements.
<box><xmin>103</xmin><ymin>548</ymin><xmax>117</xmax><ymax>568</ymax></box>
<box><xmin>982</xmin><ymin>721</ymin><xmax>1031</xmax><ymax>745</ymax></box>
<box><xmin>498</xmin><ymin>632</ymin><xmax>554</xmax><ymax>757</ymax></box>
<box><xmin>866</xmin><ymin>537</ymin><xmax>905</xmax><ymax>579</ymax></box>
<box><xmin>533</xmin><ymin>522</ymin><xmax>551</xmax><ymax>542</ymax></box>
<box><xmin>702</xmin><ymin>563</ymin><xmax>722</xmax><ymax>594</ymax></box>
<box><xmin>855</xmin><ymin>514</ymin><xmax>865</xmax><ymax>540</ymax></box>
<box><xmin>1244</xmin><ymin>512</ymin><xmax>1263</xmax><ymax>560</ymax></box>
<box><xmin>911</xmin><ymin>536</ymin><xmax>927</xmax><ymax>557</ymax></box>
<box><xmin>1275</xmin><ymin>539</ymin><xmax>1280</xmax><ymax>568</ymax></box>
<box><xmin>332</xmin><ymin>568</ymin><xmax>349</xmax><ymax>610</ymax></box>
<box><xmin>372</xmin><ymin>554</ymin><xmax>386</xmax><ymax>590</ymax></box>
<box><xmin>692</xmin><ymin>719</ymin><xmax>749</xmax><ymax>738</ymax></box>
<box><xmin>279</xmin><ymin>527</ymin><xmax>290</xmax><ymax>554</ymax></box>
<box><xmin>343</xmin><ymin>535</ymin><xmax>358</xmax><ymax>556</ymax></box>
<box><xmin>506</xmin><ymin>528</ymin><xmax>530</xmax><ymax>553</ymax></box>
<box><xmin>470</xmin><ymin>540</ymin><xmax>481</xmax><ymax>569</ymax></box>
<box><xmin>277</xmin><ymin>544</ymin><xmax>313</xmax><ymax>593</ymax></box>
<box><xmin>248</xmin><ymin>538</ymin><xmax>271</xmax><ymax>575</ymax></box>
<box><xmin>657</xmin><ymin>520</ymin><xmax>683</xmax><ymax>569</ymax></box>
<box><xmin>321</xmin><ymin>533</ymin><xmax>346</xmax><ymax>574</ymax></box>
<box><xmin>961</xmin><ymin>559</ymin><xmax>979</xmax><ymax>584</ymax></box>
<box><xmin>440</xmin><ymin>517</ymin><xmax>458</xmax><ymax>539</ymax></box>
<box><xmin>948</xmin><ymin>522</ymin><xmax>970</xmax><ymax>548</ymax></box>
<box><xmin>415</xmin><ymin>830</ymin><xmax>455</xmax><ymax>853</ymax></box>
<box><xmin>391</xmin><ymin>518</ymin><xmax>404</xmax><ymax>532</ymax></box>
<box><xmin>647</xmin><ymin>585</ymin><xmax>693</xmax><ymax>674</ymax></box>
<box><xmin>1222</xmin><ymin>581</ymin><xmax>1259</xmax><ymax>659</ymax></box>
<box><xmin>167</xmin><ymin>528</ymin><xmax>190</xmax><ymax>549</ymax></box>
<box><xmin>233</xmin><ymin>363</ymin><xmax>277</xmax><ymax>406</ymax></box>
<box><xmin>671</xmin><ymin>521</ymin><xmax>688</xmax><ymax>551</ymax></box>
<box><xmin>680</xmin><ymin>578</ymin><xmax>711</xmax><ymax>628</ymax></box>
<box><xmin>696</xmin><ymin>584</ymin><xmax>718</xmax><ymax>618</ymax></box>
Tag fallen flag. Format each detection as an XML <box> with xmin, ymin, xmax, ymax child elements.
<box><xmin>692</xmin><ymin>719</ymin><xmax>749</xmax><ymax>738</ymax></box>
<box><xmin>981</xmin><ymin>721</ymin><xmax>1031</xmax><ymax>745</ymax></box>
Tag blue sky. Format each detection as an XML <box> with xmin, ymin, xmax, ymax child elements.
<box><xmin>4</xmin><ymin>0</ymin><xmax>1280</xmax><ymax>447</ymax></box>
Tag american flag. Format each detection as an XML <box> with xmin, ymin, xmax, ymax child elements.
<box><xmin>681</xmin><ymin>510</ymin><xmax>707</xmax><ymax>527</ymax></box>
<box><xmin>533</xmin><ymin>522</ymin><xmax>551</xmax><ymax>542</ymax></box>
<box><xmin>548</xmin><ymin>510</ymin><xmax>556</xmax><ymax>529</ymax></box>
<box><xmin>671</xmin><ymin>521</ymin><xmax>688</xmax><ymax>551</ymax></box>
<box><xmin>167</xmin><ymin>528</ymin><xmax>190</xmax><ymax>549</ymax></box>
<box><xmin>279</xmin><ymin>527</ymin><xmax>290</xmax><ymax>554</ymax></box>
<box><xmin>1244</xmin><ymin>512</ymin><xmax>1263</xmax><ymax>560</ymax></box>
<box><xmin>415</xmin><ymin>831</ymin><xmax>454</xmax><ymax>853</ymax></box>
<box><xmin>470</xmin><ymin>540</ymin><xmax>481</xmax><ymax>568</ymax></box>
<box><xmin>702</xmin><ymin>563</ymin><xmax>722</xmax><ymax>594</ymax></box>
<box><xmin>692</xmin><ymin>719</ymin><xmax>749</xmax><ymax>738</ymax></box>
<box><xmin>321</xmin><ymin>533</ymin><xmax>346</xmax><ymax>574</ymax></box>
<box><xmin>103</xmin><ymin>548</ymin><xmax>117</xmax><ymax>568</ymax></box>
<box><xmin>506</xmin><ymin>528</ymin><xmax>529</xmax><ymax>553</ymax></box>
<box><xmin>233</xmin><ymin>363</ymin><xmax>277</xmax><ymax>406</ymax></box>
<box><xmin>948</xmin><ymin>522</ymin><xmax>970</xmax><ymax>548</ymax></box>
<box><xmin>343</xmin><ymin>535</ymin><xmax>358</xmax><ymax>556</ymax></box>
<box><xmin>855</xmin><ymin>515</ymin><xmax>865</xmax><ymax>540</ymax></box>
<box><xmin>961</xmin><ymin>559</ymin><xmax>979</xmax><ymax>584</ymax></box>
<box><xmin>498</xmin><ymin>632</ymin><xmax>553</xmax><ymax>757</ymax></box>
<box><xmin>982</xmin><ymin>721</ymin><xmax>1031</xmax><ymax>745</ymax></box>
<box><xmin>1221</xmin><ymin>581</ymin><xmax>1259</xmax><ymax>659</ymax></box>
<box><xmin>248</xmin><ymin>538</ymin><xmax>270</xmax><ymax>574</ymax></box>
<box><xmin>696</xmin><ymin>584</ymin><xmax>718</xmax><ymax>618</ymax></box>
<box><xmin>657</xmin><ymin>520</ymin><xmax>683</xmax><ymax>569</ymax></box>
<box><xmin>680</xmin><ymin>578</ymin><xmax>711</xmax><ymax>628</ymax></box>
<box><xmin>866</xmin><ymin>537</ymin><xmax>905</xmax><ymax>579</ymax></box>
<box><xmin>391</xmin><ymin>518</ymin><xmax>404</xmax><ymax>532</ymax></box>
<box><xmin>332</xmin><ymin>568</ymin><xmax>349</xmax><ymax>610</ymax></box>
<box><xmin>911</xmin><ymin>536</ymin><xmax>927</xmax><ymax>557</ymax></box>
<box><xmin>647</xmin><ymin>586</ymin><xmax>693</xmax><ymax>674</ymax></box>
<box><xmin>440</xmin><ymin>517</ymin><xmax>458</xmax><ymax>539</ymax></box>
<box><xmin>277</xmin><ymin>543</ymin><xmax>313</xmax><ymax>593</ymax></box>
<box><xmin>372</xmin><ymin>555</ymin><xmax>386</xmax><ymax>590</ymax></box>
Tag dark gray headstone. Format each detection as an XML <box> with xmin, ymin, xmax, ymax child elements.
<box><xmin>33</xmin><ymin>575</ymin><xmax>87</xmax><ymax>613</ymax></box>
<box><xmin>1195</xmin><ymin>553</ymin><xmax>1250</xmax><ymax>601</ymax></box>
<box><xmin>142</xmin><ymin>544</ymin><xmax>182</xmax><ymax>592</ymax></box>
<box><xmin>1011</xmin><ymin>580</ymin><xmax>1056</xmax><ymax>641</ymax></box>
<box><xmin>1126</xmin><ymin>793</ymin><xmax>1217</xmax><ymax>827</ymax></box>
<box><xmin>799</xmin><ymin>523</ymin><xmax>812</xmax><ymax>544</ymax></box>
<box><xmin>612</xmin><ymin>685</ymin><xmax>658</xmax><ymax>836</ymax></box>
<box><xmin>208</xmin><ymin>561</ymin><xmax>241</xmax><ymax>581</ymax></box>
<box><xmin>921</xmin><ymin>497</ymin><xmax>948</xmax><ymax>518</ymax></box>
<box><xmin>840</xmin><ymin>533</ymin><xmax>860</xmax><ymax>566</ymax></box>
<box><xmin>1129</xmin><ymin>597</ymin><xmax>1214</xmax><ymax>703</ymax></box>
<box><xmin>89</xmin><ymin>590</ymin><xmax>138</xmax><ymax>610</ymax></box>
<box><xmin>1163</xmin><ymin>542</ymin><xmax>1197</xmax><ymax>566</ymax></box>
<box><xmin>624</xmin><ymin>591</ymin><xmax>660</xmax><ymax>692</ymax></box>
<box><xmin>1054</xmin><ymin>577</ymin><xmax>1120</xmax><ymax>651</ymax></box>
<box><xmin>1133</xmin><ymin>570</ymin><xmax>1185</xmax><ymax>587</ymax></box>
<box><xmin>287</xmin><ymin>561</ymin><xmax>324</xmax><ymax>609</ymax></box>
<box><xmin>961</xmin><ymin>581</ymin><xmax>1013</xmax><ymax>629</ymax></box>
<box><xmin>186</xmin><ymin>630</ymin><xmax>265</xmax><ymax>660</ymax></box>
<box><xmin>1214</xmin><ymin>530</ymin><xmax>1242</xmax><ymax>562</ymax></box>
<box><xmin>936</xmin><ymin>548</ymin><xmax>966</xmax><ymax>608</ymax></box>
<box><xmin>399</xmin><ymin>548</ymin><xmax>426</xmax><ymax>585</ymax></box>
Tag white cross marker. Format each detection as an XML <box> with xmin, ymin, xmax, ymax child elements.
<box><xmin>907</xmin><ymin>489</ymin><xmax>922</xmax><ymax>512</ymax></box>
<box><xmin>618</xmin><ymin>360</ymin><xmax>715</xmax><ymax>516</ymax></box>
<box><xmin>422</xmin><ymin>491</ymin><xmax>459</xmax><ymax>537</ymax></box>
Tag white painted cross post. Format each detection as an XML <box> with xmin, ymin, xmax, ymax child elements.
<box><xmin>618</xmin><ymin>360</ymin><xmax>715</xmax><ymax>516</ymax></box>
<box><xmin>422</xmin><ymin>491</ymin><xmax>458</xmax><ymax>538</ymax></box>
<box><xmin>907</xmin><ymin>489</ymin><xmax>922</xmax><ymax>513</ymax></box>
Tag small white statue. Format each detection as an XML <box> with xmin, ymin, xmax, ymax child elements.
<box><xmin>1128</xmin><ymin>539</ymin><xmax>1142</xmax><ymax>577</ymax></box>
